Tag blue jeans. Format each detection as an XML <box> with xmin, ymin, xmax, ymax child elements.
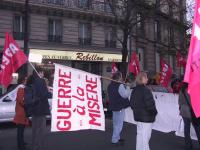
<box><xmin>112</xmin><ymin>109</ymin><xmax>125</xmax><ymax>143</ymax></box>
<box><xmin>183</xmin><ymin>117</ymin><xmax>200</xmax><ymax>149</ymax></box>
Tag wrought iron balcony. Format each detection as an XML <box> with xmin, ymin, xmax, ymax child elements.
<box><xmin>48</xmin><ymin>35</ymin><xmax>62</xmax><ymax>42</ymax></box>
<box><xmin>13</xmin><ymin>32</ymin><xmax>24</xmax><ymax>40</ymax></box>
<box><xmin>79</xmin><ymin>37</ymin><xmax>91</xmax><ymax>46</ymax></box>
<box><xmin>105</xmin><ymin>40</ymin><xmax>116</xmax><ymax>48</ymax></box>
<box><xmin>27</xmin><ymin>0</ymin><xmax>113</xmax><ymax>15</ymax></box>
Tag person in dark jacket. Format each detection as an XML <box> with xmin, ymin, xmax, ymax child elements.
<box><xmin>130</xmin><ymin>71</ymin><xmax>157</xmax><ymax>150</ymax></box>
<box><xmin>178</xmin><ymin>83</ymin><xmax>200</xmax><ymax>150</ymax></box>
<box><xmin>107</xmin><ymin>72</ymin><xmax>131</xmax><ymax>145</ymax></box>
<box><xmin>27</xmin><ymin>67</ymin><xmax>52</xmax><ymax>150</ymax></box>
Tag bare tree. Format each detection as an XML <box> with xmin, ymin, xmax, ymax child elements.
<box><xmin>107</xmin><ymin>0</ymin><xmax>188</xmax><ymax>78</ymax></box>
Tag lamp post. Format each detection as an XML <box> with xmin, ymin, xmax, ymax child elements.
<box><xmin>23</xmin><ymin>0</ymin><xmax>29</xmax><ymax>74</ymax></box>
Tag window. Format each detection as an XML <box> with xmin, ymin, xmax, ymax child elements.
<box><xmin>138</xmin><ymin>48</ymin><xmax>144</xmax><ymax>71</ymax></box>
<box><xmin>155</xmin><ymin>52</ymin><xmax>160</xmax><ymax>72</ymax></box>
<box><xmin>105</xmin><ymin>27</ymin><xmax>116</xmax><ymax>48</ymax></box>
<box><xmin>13</xmin><ymin>15</ymin><xmax>24</xmax><ymax>40</ymax></box>
<box><xmin>104</xmin><ymin>0</ymin><xmax>112</xmax><ymax>13</ymax></box>
<box><xmin>48</xmin><ymin>19</ymin><xmax>62</xmax><ymax>42</ymax></box>
<box><xmin>154</xmin><ymin>20</ymin><xmax>161</xmax><ymax>41</ymax></box>
<box><xmin>169</xmin><ymin>55</ymin><xmax>175</xmax><ymax>71</ymax></box>
<box><xmin>136</xmin><ymin>13</ymin><xmax>145</xmax><ymax>36</ymax></box>
<box><xmin>168</xmin><ymin>27</ymin><xmax>174</xmax><ymax>44</ymax></box>
<box><xmin>46</xmin><ymin>0</ymin><xmax>65</xmax><ymax>5</ymax></box>
<box><xmin>156</xmin><ymin>0</ymin><xmax>160</xmax><ymax>9</ymax></box>
<box><xmin>79</xmin><ymin>23</ymin><xmax>91</xmax><ymax>46</ymax></box>
<box><xmin>78</xmin><ymin>0</ymin><xmax>91</xmax><ymax>9</ymax></box>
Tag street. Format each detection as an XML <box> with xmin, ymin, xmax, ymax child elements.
<box><xmin>0</xmin><ymin>119</ymin><xmax>199</xmax><ymax>150</ymax></box>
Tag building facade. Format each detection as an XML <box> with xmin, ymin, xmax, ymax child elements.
<box><xmin>0</xmin><ymin>0</ymin><xmax>187</xmax><ymax>93</ymax></box>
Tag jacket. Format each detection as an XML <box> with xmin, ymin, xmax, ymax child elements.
<box><xmin>107</xmin><ymin>82</ymin><xmax>130</xmax><ymax>111</ymax></box>
<box><xmin>178</xmin><ymin>89</ymin><xmax>191</xmax><ymax>119</ymax></box>
<box><xmin>13</xmin><ymin>87</ymin><xmax>29</xmax><ymax>125</ymax></box>
<box><xmin>32</xmin><ymin>77</ymin><xmax>52</xmax><ymax>116</ymax></box>
<box><xmin>130</xmin><ymin>85</ymin><xmax>157</xmax><ymax>123</ymax></box>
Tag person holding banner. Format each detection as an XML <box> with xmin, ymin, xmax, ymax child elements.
<box><xmin>13</xmin><ymin>75</ymin><xmax>29</xmax><ymax>150</ymax></box>
<box><xmin>107</xmin><ymin>72</ymin><xmax>131</xmax><ymax>145</ymax></box>
<box><xmin>28</xmin><ymin>68</ymin><xmax>52</xmax><ymax>150</ymax></box>
<box><xmin>130</xmin><ymin>72</ymin><xmax>157</xmax><ymax>150</ymax></box>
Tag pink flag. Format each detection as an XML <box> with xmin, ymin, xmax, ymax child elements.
<box><xmin>184</xmin><ymin>0</ymin><xmax>200</xmax><ymax>117</ymax></box>
<box><xmin>111</xmin><ymin>62</ymin><xmax>118</xmax><ymax>75</ymax></box>
<box><xmin>0</xmin><ymin>32</ymin><xmax>27</xmax><ymax>87</ymax></box>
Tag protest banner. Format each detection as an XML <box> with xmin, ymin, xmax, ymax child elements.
<box><xmin>51</xmin><ymin>64</ymin><xmax>105</xmax><ymax>132</ymax></box>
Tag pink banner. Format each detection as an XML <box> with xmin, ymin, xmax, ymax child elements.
<box><xmin>184</xmin><ymin>0</ymin><xmax>200</xmax><ymax>117</ymax></box>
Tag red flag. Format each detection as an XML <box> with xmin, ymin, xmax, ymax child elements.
<box><xmin>0</xmin><ymin>32</ymin><xmax>27</xmax><ymax>87</ymax></box>
<box><xmin>111</xmin><ymin>62</ymin><xmax>118</xmax><ymax>74</ymax></box>
<box><xmin>159</xmin><ymin>59</ymin><xmax>172</xmax><ymax>87</ymax></box>
<box><xmin>176</xmin><ymin>51</ymin><xmax>186</xmax><ymax>67</ymax></box>
<box><xmin>184</xmin><ymin>0</ymin><xmax>200</xmax><ymax>117</ymax></box>
<box><xmin>128</xmin><ymin>52</ymin><xmax>140</xmax><ymax>76</ymax></box>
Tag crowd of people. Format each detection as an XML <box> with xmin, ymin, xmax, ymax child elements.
<box><xmin>11</xmin><ymin>68</ymin><xmax>200</xmax><ymax>150</ymax></box>
<box><xmin>107</xmin><ymin>71</ymin><xmax>200</xmax><ymax>150</ymax></box>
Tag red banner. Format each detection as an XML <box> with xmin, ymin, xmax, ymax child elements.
<box><xmin>111</xmin><ymin>62</ymin><xmax>118</xmax><ymax>75</ymax></box>
<box><xmin>0</xmin><ymin>32</ymin><xmax>27</xmax><ymax>87</ymax></box>
<box><xmin>128</xmin><ymin>52</ymin><xmax>140</xmax><ymax>76</ymax></box>
<box><xmin>184</xmin><ymin>0</ymin><xmax>200</xmax><ymax>117</ymax></box>
<box><xmin>160</xmin><ymin>59</ymin><xmax>172</xmax><ymax>87</ymax></box>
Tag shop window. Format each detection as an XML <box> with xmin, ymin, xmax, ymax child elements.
<box><xmin>154</xmin><ymin>20</ymin><xmax>161</xmax><ymax>41</ymax></box>
<box><xmin>13</xmin><ymin>15</ymin><xmax>24</xmax><ymax>40</ymax></box>
<box><xmin>105</xmin><ymin>27</ymin><xmax>116</xmax><ymax>48</ymax></box>
<box><xmin>79</xmin><ymin>22</ymin><xmax>91</xmax><ymax>46</ymax></box>
<box><xmin>48</xmin><ymin>19</ymin><xmax>62</xmax><ymax>42</ymax></box>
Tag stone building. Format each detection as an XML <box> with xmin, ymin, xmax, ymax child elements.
<box><xmin>0</xmin><ymin>0</ymin><xmax>187</xmax><ymax>93</ymax></box>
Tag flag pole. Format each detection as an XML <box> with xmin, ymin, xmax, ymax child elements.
<box><xmin>28</xmin><ymin>61</ymin><xmax>41</xmax><ymax>78</ymax></box>
<box><xmin>101</xmin><ymin>76</ymin><xmax>126</xmax><ymax>85</ymax></box>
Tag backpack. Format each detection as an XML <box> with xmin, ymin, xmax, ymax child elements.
<box><xmin>24</xmin><ymin>85</ymin><xmax>40</xmax><ymax>117</ymax></box>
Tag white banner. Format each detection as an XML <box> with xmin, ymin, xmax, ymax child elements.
<box><xmin>51</xmin><ymin>64</ymin><xmax>105</xmax><ymax>132</ymax></box>
<box><xmin>125</xmin><ymin>92</ymin><xmax>197</xmax><ymax>140</ymax></box>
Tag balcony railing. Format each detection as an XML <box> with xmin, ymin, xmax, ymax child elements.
<box><xmin>105</xmin><ymin>40</ymin><xmax>116</xmax><ymax>48</ymax></box>
<box><xmin>13</xmin><ymin>32</ymin><xmax>24</xmax><ymax>40</ymax></box>
<box><xmin>48</xmin><ymin>35</ymin><xmax>62</xmax><ymax>42</ymax></box>
<box><xmin>28</xmin><ymin>0</ymin><xmax>113</xmax><ymax>15</ymax></box>
<box><xmin>79</xmin><ymin>37</ymin><xmax>91</xmax><ymax>46</ymax></box>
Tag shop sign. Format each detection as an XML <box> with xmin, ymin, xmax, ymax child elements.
<box><xmin>30</xmin><ymin>49</ymin><xmax>122</xmax><ymax>62</ymax></box>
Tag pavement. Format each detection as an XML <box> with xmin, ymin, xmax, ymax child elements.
<box><xmin>0</xmin><ymin>119</ymin><xmax>199</xmax><ymax>150</ymax></box>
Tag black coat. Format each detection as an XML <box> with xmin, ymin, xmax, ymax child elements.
<box><xmin>32</xmin><ymin>77</ymin><xmax>52</xmax><ymax>116</ymax></box>
<box><xmin>130</xmin><ymin>85</ymin><xmax>157</xmax><ymax>123</ymax></box>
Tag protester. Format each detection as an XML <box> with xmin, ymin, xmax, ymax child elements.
<box><xmin>28</xmin><ymin>68</ymin><xmax>52</xmax><ymax>150</ymax></box>
<box><xmin>130</xmin><ymin>71</ymin><xmax>157</xmax><ymax>150</ymax></box>
<box><xmin>178</xmin><ymin>82</ymin><xmax>200</xmax><ymax>150</ymax></box>
<box><xmin>13</xmin><ymin>75</ymin><xmax>29</xmax><ymax>150</ymax></box>
<box><xmin>107</xmin><ymin>71</ymin><xmax>131</xmax><ymax>145</ymax></box>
